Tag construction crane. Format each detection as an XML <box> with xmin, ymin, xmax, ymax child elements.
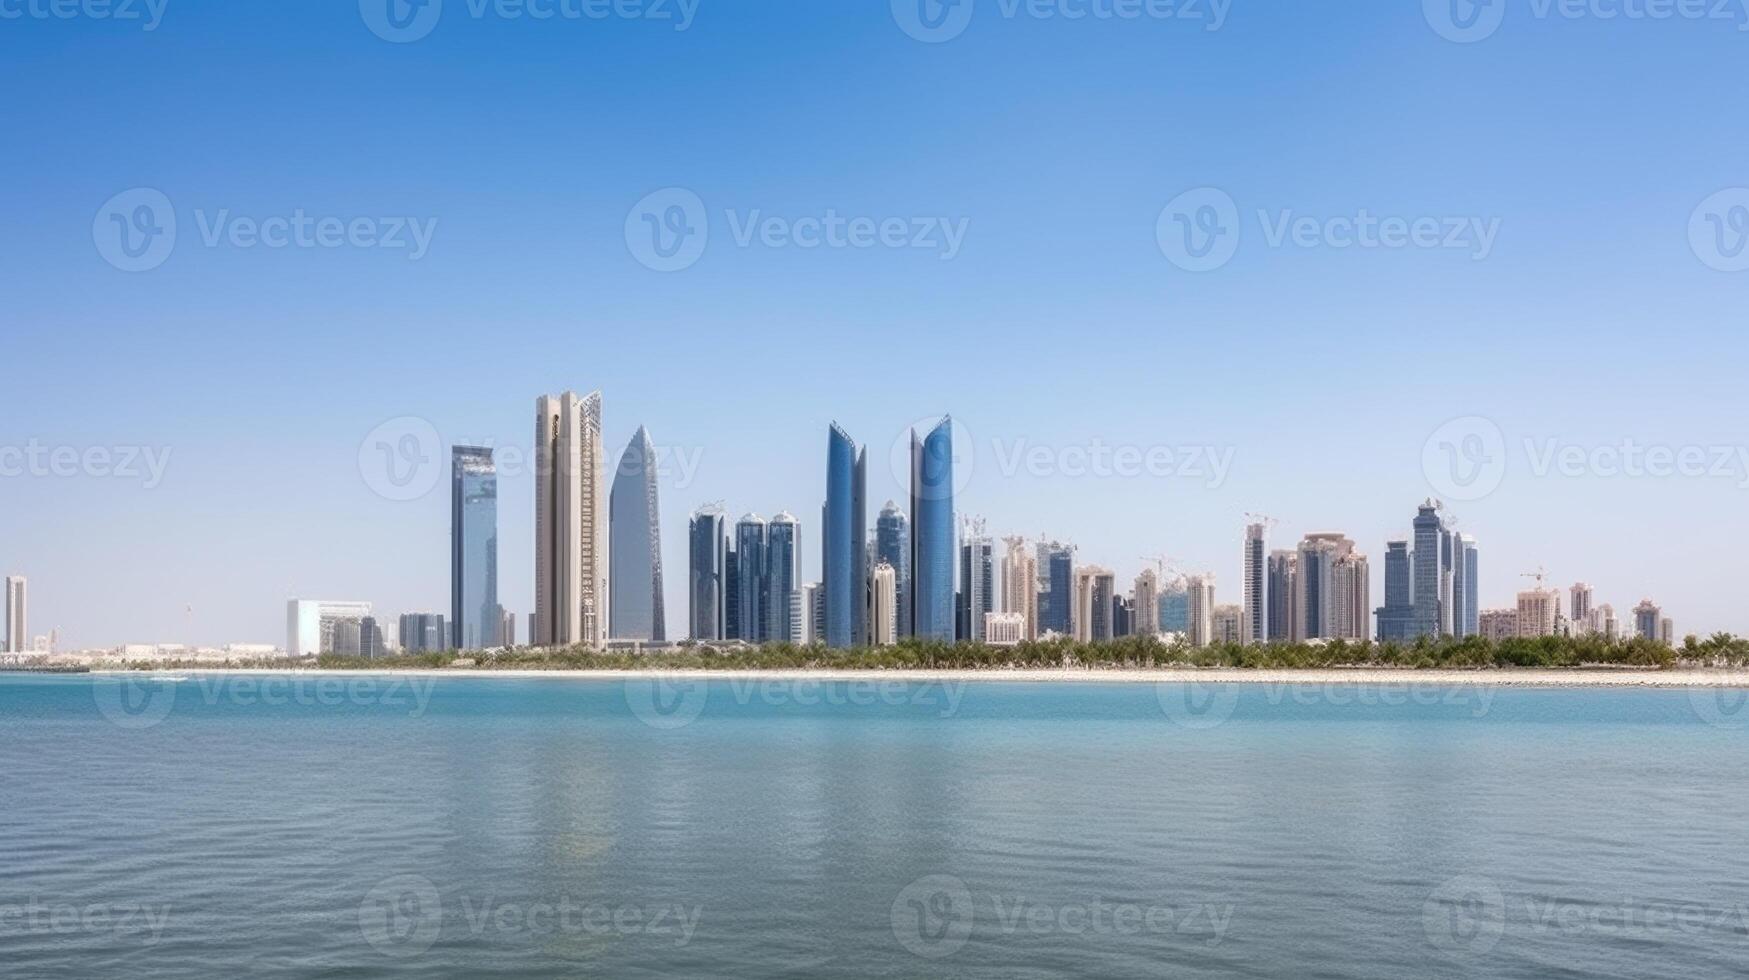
<box><xmin>1244</xmin><ymin>512</ymin><xmax>1280</xmax><ymax>532</ymax></box>
<box><xmin>1140</xmin><ymin>554</ymin><xmax>1188</xmax><ymax>588</ymax></box>
<box><xmin>1521</xmin><ymin>565</ymin><xmax>1550</xmax><ymax>590</ymax></box>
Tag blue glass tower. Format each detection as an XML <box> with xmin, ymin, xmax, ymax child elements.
<box><xmin>875</xmin><ymin>502</ymin><xmax>910</xmax><ymax>638</ymax></box>
<box><xmin>451</xmin><ymin>446</ymin><xmax>502</xmax><ymax>649</ymax></box>
<box><xmin>767</xmin><ymin>512</ymin><xmax>800</xmax><ymax>644</ymax></box>
<box><xmin>735</xmin><ymin>514</ymin><xmax>769</xmax><ymax>643</ymax></box>
<box><xmin>609</xmin><ymin>426</ymin><xmax>665</xmax><ymax>641</ymax></box>
<box><xmin>909</xmin><ymin>418</ymin><xmax>956</xmax><ymax>643</ymax></box>
<box><xmin>823</xmin><ymin>425</ymin><xmax>867</xmax><ymax>648</ymax></box>
<box><xmin>688</xmin><ymin>506</ymin><xmax>727</xmax><ymax>641</ymax></box>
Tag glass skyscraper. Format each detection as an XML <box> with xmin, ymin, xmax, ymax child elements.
<box><xmin>451</xmin><ymin>446</ymin><xmax>502</xmax><ymax>649</ymax></box>
<box><xmin>875</xmin><ymin>501</ymin><xmax>910</xmax><ymax>638</ymax></box>
<box><xmin>609</xmin><ymin>426</ymin><xmax>666</xmax><ymax>641</ymax></box>
<box><xmin>1043</xmin><ymin>546</ymin><xmax>1074</xmax><ymax>635</ymax></box>
<box><xmin>823</xmin><ymin>425</ymin><xmax>867</xmax><ymax>648</ymax></box>
<box><xmin>909</xmin><ymin>418</ymin><xmax>956</xmax><ymax>643</ymax></box>
<box><xmin>1411</xmin><ymin>500</ymin><xmax>1446</xmax><ymax>638</ymax></box>
<box><xmin>1376</xmin><ymin>540</ymin><xmax>1415</xmax><ymax>642</ymax></box>
<box><xmin>767</xmin><ymin>512</ymin><xmax>800</xmax><ymax>645</ymax></box>
<box><xmin>688</xmin><ymin>505</ymin><xmax>726</xmax><ymax>641</ymax></box>
<box><xmin>736</xmin><ymin>514</ymin><xmax>769</xmax><ymax>643</ymax></box>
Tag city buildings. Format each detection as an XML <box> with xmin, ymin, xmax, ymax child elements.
<box><xmin>1072</xmin><ymin>566</ymin><xmax>1116</xmax><ymax>643</ymax></box>
<box><xmin>985</xmin><ymin>611</ymin><xmax>1025</xmax><ymax>646</ymax></box>
<box><xmin>398</xmin><ymin>612</ymin><xmax>447</xmax><ymax>654</ymax></box>
<box><xmin>1037</xmin><ymin>541</ymin><xmax>1075</xmax><ymax>636</ymax></box>
<box><xmin>910</xmin><ymin>417</ymin><xmax>956</xmax><ymax>643</ymax></box>
<box><xmin>1376</xmin><ymin>541</ymin><xmax>1414</xmax><ymax>642</ymax></box>
<box><xmin>608</xmin><ymin>426</ymin><xmax>666</xmax><ymax>642</ymax></box>
<box><xmin>286</xmin><ymin>600</ymin><xmax>373</xmax><ymax>657</ymax></box>
<box><xmin>736</xmin><ymin>513</ymin><xmax>769</xmax><ymax>644</ymax></box>
<box><xmin>1187</xmin><ymin>574</ymin><xmax>1215</xmax><ymax>647</ymax></box>
<box><xmin>1160</xmin><ymin>579</ymin><xmax>1190</xmax><ymax>635</ymax></box>
<box><xmin>875</xmin><ymin>501</ymin><xmax>911</xmax><ymax>638</ymax></box>
<box><xmin>1479</xmin><ymin>609</ymin><xmax>1518</xmax><ymax>641</ymax></box>
<box><xmin>1295</xmin><ymin>534</ymin><xmax>1368</xmax><ymax>641</ymax></box>
<box><xmin>1132</xmin><ymin>568</ymin><xmax>1159</xmax><ymax>639</ymax></box>
<box><xmin>4</xmin><ymin>575</ymin><xmax>24</xmax><ymax>654</ymax></box>
<box><xmin>957</xmin><ymin>519</ymin><xmax>994</xmax><ymax>643</ymax></box>
<box><xmin>451</xmin><ymin>446</ymin><xmax>502</xmax><ymax>650</ymax></box>
<box><xmin>1634</xmin><ymin>600</ymin><xmax>1663</xmax><ymax>642</ymax></box>
<box><xmin>823</xmin><ymin>425</ymin><xmax>867</xmax><ymax>648</ymax></box>
<box><xmin>1516</xmin><ymin>587</ymin><xmax>1560</xmax><ymax>638</ymax></box>
<box><xmin>1570</xmin><ymin>582</ymin><xmax>1594</xmax><ymax>626</ymax></box>
<box><xmin>533</xmin><ymin>390</ymin><xmax>607</xmax><ymax>649</ymax></box>
<box><xmin>1411</xmin><ymin>500</ymin><xmax>1447</xmax><ymax>638</ymax></box>
<box><xmin>1453</xmin><ymin>534</ymin><xmax>1479</xmax><ymax>638</ymax></box>
<box><xmin>1266</xmin><ymin>552</ymin><xmax>1296</xmax><ymax>642</ymax></box>
<box><xmin>871</xmin><ymin>562</ymin><xmax>898</xmax><ymax>646</ymax></box>
<box><xmin>1001</xmin><ymin>536</ymin><xmax>1038</xmax><ymax>641</ymax></box>
<box><xmin>1242</xmin><ymin>522</ymin><xmax>1267</xmax><ymax>643</ymax></box>
<box><xmin>767</xmin><ymin>512</ymin><xmax>800</xmax><ymax>646</ymax></box>
<box><xmin>1212</xmin><ymin>604</ymin><xmax>1243</xmax><ymax>646</ymax></box>
<box><xmin>687</xmin><ymin>506</ymin><xmax>727</xmax><ymax>641</ymax></box>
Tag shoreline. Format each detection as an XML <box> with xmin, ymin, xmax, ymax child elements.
<box><xmin>80</xmin><ymin>666</ymin><xmax>1749</xmax><ymax>688</ymax></box>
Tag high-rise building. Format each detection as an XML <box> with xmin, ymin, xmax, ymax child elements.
<box><xmin>1634</xmin><ymin>599</ymin><xmax>1662</xmax><ymax>642</ymax></box>
<box><xmin>1113</xmin><ymin>596</ymin><xmax>1134</xmax><ymax>638</ymax></box>
<box><xmin>1376</xmin><ymin>541</ymin><xmax>1414</xmax><ymax>642</ymax></box>
<box><xmin>1187</xmin><ymin>574</ymin><xmax>1216</xmax><ymax>647</ymax></box>
<box><xmin>1457</xmin><ymin>535</ymin><xmax>1479</xmax><ymax>638</ymax></box>
<box><xmin>1212</xmin><ymin>604</ymin><xmax>1243</xmax><ymax>645</ymax></box>
<box><xmin>1661</xmin><ymin>617</ymin><xmax>1675</xmax><ymax>646</ymax></box>
<box><xmin>767</xmin><ymin>512</ymin><xmax>800</xmax><ymax>645</ymax></box>
<box><xmin>688</xmin><ymin>506</ymin><xmax>727</xmax><ymax>641</ymax></box>
<box><xmin>533</xmin><ymin>391</ymin><xmax>607</xmax><ymax>649</ymax></box>
<box><xmin>1266</xmin><ymin>551</ymin><xmax>1297</xmax><ymax>642</ymax></box>
<box><xmin>1332</xmin><ymin>549</ymin><xmax>1371</xmax><ymax>641</ymax></box>
<box><xmin>1516</xmin><ymin>588</ymin><xmax>1560</xmax><ymax>637</ymax></box>
<box><xmin>724</xmin><ymin>544</ymin><xmax>740</xmax><ymax>640</ymax></box>
<box><xmin>501</xmin><ymin>611</ymin><xmax>517</xmax><ymax>647</ymax></box>
<box><xmin>1411</xmin><ymin>500</ymin><xmax>1447</xmax><ymax>638</ymax></box>
<box><xmin>796</xmin><ymin>582</ymin><xmax>822</xmax><ymax>645</ymax></box>
<box><xmin>1295</xmin><ymin>534</ymin><xmax>1366</xmax><ymax>641</ymax></box>
<box><xmin>451</xmin><ymin>446</ymin><xmax>502</xmax><ymax>650</ymax></box>
<box><xmin>1072</xmin><ymin>566</ymin><xmax>1116</xmax><ymax>643</ymax></box>
<box><xmin>4</xmin><ymin>576</ymin><xmax>25</xmax><ymax>655</ymax></box>
<box><xmin>1597</xmin><ymin>603</ymin><xmax>1619</xmax><ymax>640</ymax></box>
<box><xmin>1570</xmin><ymin>582</ymin><xmax>1594</xmax><ymax>624</ymax></box>
<box><xmin>286</xmin><ymin>600</ymin><xmax>372</xmax><ymax>658</ymax></box>
<box><xmin>359</xmin><ymin>617</ymin><xmax>387</xmax><ymax>659</ymax></box>
<box><xmin>1037</xmin><ymin>541</ymin><xmax>1075</xmax><ymax>636</ymax></box>
<box><xmin>398</xmin><ymin>612</ymin><xmax>448</xmax><ymax>654</ymax></box>
<box><xmin>871</xmin><ymin>562</ymin><xmax>898</xmax><ymax>646</ymax></box>
<box><xmin>736</xmin><ymin>513</ymin><xmax>770</xmax><ymax>643</ymax></box>
<box><xmin>957</xmin><ymin>519</ymin><xmax>994</xmax><ymax>643</ymax></box>
<box><xmin>1159</xmin><ymin>580</ymin><xmax>1190</xmax><ymax>635</ymax></box>
<box><xmin>608</xmin><ymin>426</ymin><xmax>665</xmax><ymax>642</ymax></box>
<box><xmin>824</xmin><ymin>424</ymin><xmax>867</xmax><ymax>648</ymax></box>
<box><xmin>1132</xmin><ymin>568</ymin><xmax>1159</xmax><ymax>638</ymax></box>
<box><xmin>875</xmin><ymin>502</ymin><xmax>911</xmax><ymax>638</ymax></box>
<box><xmin>1001</xmin><ymin>537</ymin><xmax>1039</xmax><ymax>641</ymax></box>
<box><xmin>910</xmin><ymin>417</ymin><xmax>956</xmax><ymax>643</ymax></box>
<box><xmin>1479</xmin><ymin>609</ymin><xmax>1518</xmax><ymax>641</ymax></box>
<box><xmin>1242</xmin><ymin>522</ymin><xmax>1267</xmax><ymax>643</ymax></box>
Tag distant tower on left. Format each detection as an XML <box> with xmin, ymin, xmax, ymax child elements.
<box><xmin>451</xmin><ymin>445</ymin><xmax>503</xmax><ymax>650</ymax></box>
<box><xmin>534</xmin><ymin>391</ymin><xmax>608</xmax><ymax>649</ymax></box>
<box><xmin>4</xmin><ymin>576</ymin><xmax>25</xmax><ymax>654</ymax></box>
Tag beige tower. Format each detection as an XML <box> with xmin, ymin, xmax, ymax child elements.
<box><xmin>534</xmin><ymin>391</ymin><xmax>608</xmax><ymax>649</ymax></box>
<box><xmin>871</xmin><ymin>562</ymin><xmax>898</xmax><ymax>647</ymax></box>
<box><xmin>1000</xmin><ymin>536</ymin><xmax>1038</xmax><ymax>641</ymax></box>
<box><xmin>1132</xmin><ymin>568</ymin><xmax>1159</xmax><ymax>638</ymax></box>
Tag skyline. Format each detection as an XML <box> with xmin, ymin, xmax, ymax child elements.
<box><xmin>6</xmin><ymin>3</ymin><xmax>1749</xmax><ymax>646</ymax></box>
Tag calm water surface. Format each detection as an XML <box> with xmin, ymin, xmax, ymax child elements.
<box><xmin>2</xmin><ymin>674</ymin><xmax>1746</xmax><ymax>978</ymax></box>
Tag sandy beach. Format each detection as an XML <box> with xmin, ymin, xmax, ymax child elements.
<box><xmin>87</xmin><ymin>667</ymin><xmax>1749</xmax><ymax>688</ymax></box>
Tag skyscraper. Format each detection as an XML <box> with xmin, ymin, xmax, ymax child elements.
<box><xmin>1132</xmin><ymin>568</ymin><xmax>1159</xmax><ymax>638</ymax></box>
<box><xmin>609</xmin><ymin>426</ymin><xmax>665</xmax><ymax>642</ymax></box>
<box><xmin>1266</xmin><ymin>551</ymin><xmax>1297</xmax><ymax>642</ymax></box>
<box><xmin>910</xmin><ymin>417</ymin><xmax>956</xmax><ymax>643</ymax></box>
<box><xmin>957</xmin><ymin>518</ymin><xmax>994</xmax><ymax>643</ymax></box>
<box><xmin>1376</xmin><ymin>541</ymin><xmax>1415</xmax><ymax>642</ymax></box>
<box><xmin>1411</xmin><ymin>500</ymin><xmax>1447</xmax><ymax>638</ymax></box>
<box><xmin>1456</xmin><ymin>535</ymin><xmax>1479</xmax><ymax>638</ymax></box>
<box><xmin>736</xmin><ymin>513</ymin><xmax>769</xmax><ymax>643</ymax></box>
<box><xmin>688</xmin><ymin>505</ymin><xmax>727</xmax><ymax>641</ymax></box>
<box><xmin>1634</xmin><ymin>599</ymin><xmax>1663</xmax><ymax>641</ymax></box>
<box><xmin>1001</xmin><ymin>537</ymin><xmax>1039</xmax><ymax>641</ymax></box>
<box><xmin>534</xmin><ymin>391</ymin><xmax>607</xmax><ymax>648</ymax></box>
<box><xmin>767</xmin><ymin>512</ymin><xmax>800</xmax><ymax>645</ymax></box>
<box><xmin>1187</xmin><ymin>575</ymin><xmax>1215</xmax><ymax>647</ymax></box>
<box><xmin>1037</xmin><ymin>541</ymin><xmax>1075</xmax><ymax>636</ymax></box>
<box><xmin>1242</xmin><ymin>522</ymin><xmax>1267</xmax><ymax>643</ymax></box>
<box><xmin>5</xmin><ymin>576</ymin><xmax>25</xmax><ymax>654</ymax></box>
<box><xmin>1570</xmin><ymin>582</ymin><xmax>1594</xmax><ymax>624</ymax></box>
<box><xmin>824</xmin><ymin>425</ymin><xmax>867</xmax><ymax>648</ymax></box>
<box><xmin>451</xmin><ymin>446</ymin><xmax>502</xmax><ymax>650</ymax></box>
<box><xmin>398</xmin><ymin>612</ymin><xmax>447</xmax><ymax>654</ymax></box>
<box><xmin>724</xmin><ymin>544</ymin><xmax>740</xmax><ymax>640</ymax></box>
<box><xmin>1331</xmin><ymin>548</ymin><xmax>1371</xmax><ymax>641</ymax></box>
<box><xmin>1159</xmin><ymin>579</ymin><xmax>1190</xmax><ymax>634</ymax></box>
<box><xmin>1072</xmin><ymin>566</ymin><xmax>1115</xmax><ymax>643</ymax></box>
<box><xmin>875</xmin><ymin>502</ymin><xmax>911</xmax><ymax>638</ymax></box>
<box><xmin>1517</xmin><ymin>588</ymin><xmax>1560</xmax><ymax>637</ymax></box>
<box><xmin>1212</xmin><ymin>605</ymin><xmax>1243</xmax><ymax>645</ymax></box>
<box><xmin>871</xmin><ymin>562</ymin><xmax>898</xmax><ymax>646</ymax></box>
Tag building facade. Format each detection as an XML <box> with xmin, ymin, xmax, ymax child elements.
<box><xmin>871</xmin><ymin>562</ymin><xmax>898</xmax><ymax>646</ymax></box>
<box><xmin>957</xmin><ymin>520</ymin><xmax>994</xmax><ymax>643</ymax></box>
<box><xmin>736</xmin><ymin>513</ymin><xmax>769</xmax><ymax>643</ymax></box>
<box><xmin>1072</xmin><ymin>566</ymin><xmax>1116</xmax><ymax>643</ymax></box>
<box><xmin>875</xmin><ymin>501</ymin><xmax>911</xmax><ymax>638</ymax></box>
<box><xmin>688</xmin><ymin>506</ymin><xmax>727</xmax><ymax>641</ymax></box>
<box><xmin>4</xmin><ymin>576</ymin><xmax>24</xmax><ymax>655</ymax></box>
<box><xmin>910</xmin><ymin>418</ymin><xmax>956</xmax><ymax>643</ymax></box>
<box><xmin>824</xmin><ymin>425</ymin><xmax>867</xmax><ymax>648</ymax></box>
<box><xmin>1242</xmin><ymin>522</ymin><xmax>1267</xmax><ymax>643</ymax></box>
<box><xmin>533</xmin><ymin>390</ymin><xmax>607</xmax><ymax>648</ymax></box>
<box><xmin>451</xmin><ymin>446</ymin><xmax>502</xmax><ymax>650</ymax></box>
<box><xmin>1001</xmin><ymin>537</ymin><xmax>1039</xmax><ymax>641</ymax></box>
<box><xmin>608</xmin><ymin>426</ymin><xmax>665</xmax><ymax>642</ymax></box>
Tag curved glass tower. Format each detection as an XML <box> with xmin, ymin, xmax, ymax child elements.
<box><xmin>766</xmin><ymin>512</ymin><xmax>800</xmax><ymax>644</ymax></box>
<box><xmin>609</xmin><ymin>426</ymin><xmax>665</xmax><ymax>641</ymax></box>
<box><xmin>909</xmin><ymin>417</ymin><xmax>956</xmax><ymax>643</ymax></box>
<box><xmin>823</xmin><ymin>425</ymin><xmax>867</xmax><ymax>648</ymax></box>
<box><xmin>452</xmin><ymin>445</ymin><xmax>502</xmax><ymax>649</ymax></box>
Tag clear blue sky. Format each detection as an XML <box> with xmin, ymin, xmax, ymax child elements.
<box><xmin>3</xmin><ymin>1</ymin><xmax>1747</xmax><ymax>647</ymax></box>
